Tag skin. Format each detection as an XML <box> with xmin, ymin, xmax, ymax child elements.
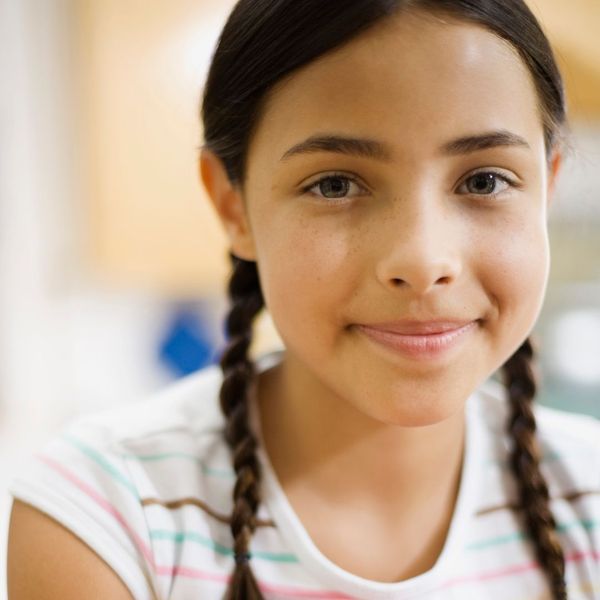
<box><xmin>201</xmin><ymin>9</ymin><xmax>563</xmax><ymax>583</ymax></box>
<box><xmin>8</xmin><ymin>500</ymin><xmax>134</xmax><ymax>599</ymax></box>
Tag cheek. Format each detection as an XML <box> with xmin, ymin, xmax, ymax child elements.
<box><xmin>254</xmin><ymin>215</ymin><xmax>360</xmax><ymax>335</ymax></box>
<box><xmin>476</xmin><ymin>215</ymin><xmax>550</xmax><ymax>339</ymax></box>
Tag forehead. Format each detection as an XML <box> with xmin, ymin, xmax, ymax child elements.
<box><xmin>246</xmin><ymin>10</ymin><xmax>544</xmax><ymax>172</ymax></box>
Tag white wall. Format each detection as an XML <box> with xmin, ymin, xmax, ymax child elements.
<box><xmin>0</xmin><ymin>1</ymin><xmax>175</xmax><ymax>594</ymax></box>
<box><xmin>0</xmin><ymin>7</ymin><xmax>283</xmax><ymax>595</ymax></box>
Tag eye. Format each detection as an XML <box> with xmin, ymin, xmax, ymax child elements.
<box><xmin>301</xmin><ymin>173</ymin><xmax>366</xmax><ymax>202</ymax></box>
<box><xmin>457</xmin><ymin>170</ymin><xmax>516</xmax><ymax>198</ymax></box>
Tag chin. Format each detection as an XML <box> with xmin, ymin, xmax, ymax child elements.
<box><xmin>365</xmin><ymin>393</ymin><xmax>464</xmax><ymax>428</ymax></box>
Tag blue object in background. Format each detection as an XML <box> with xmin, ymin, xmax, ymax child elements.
<box><xmin>158</xmin><ymin>303</ymin><xmax>219</xmax><ymax>378</ymax></box>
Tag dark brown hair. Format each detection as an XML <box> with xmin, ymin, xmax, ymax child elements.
<box><xmin>201</xmin><ymin>1</ymin><xmax>568</xmax><ymax>598</ymax></box>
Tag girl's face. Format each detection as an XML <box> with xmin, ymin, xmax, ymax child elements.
<box><xmin>205</xmin><ymin>11</ymin><xmax>561</xmax><ymax>426</ymax></box>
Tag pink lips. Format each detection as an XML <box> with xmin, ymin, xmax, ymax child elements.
<box><xmin>355</xmin><ymin>320</ymin><xmax>479</xmax><ymax>360</ymax></box>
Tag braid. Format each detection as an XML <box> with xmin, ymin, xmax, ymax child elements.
<box><xmin>502</xmin><ymin>338</ymin><xmax>567</xmax><ymax>600</ymax></box>
<box><xmin>219</xmin><ymin>252</ymin><xmax>266</xmax><ymax>600</ymax></box>
<box><xmin>218</xmin><ymin>259</ymin><xmax>567</xmax><ymax>600</ymax></box>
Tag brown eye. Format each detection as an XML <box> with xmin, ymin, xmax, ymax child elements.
<box><xmin>302</xmin><ymin>173</ymin><xmax>366</xmax><ymax>202</ymax></box>
<box><xmin>468</xmin><ymin>173</ymin><xmax>498</xmax><ymax>194</ymax></box>
<box><xmin>458</xmin><ymin>171</ymin><xmax>513</xmax><ymax>197</ymax></box>
<box><xmin>317</xmin><ymin>176</ymin><xmax>351</xmax><ymax>198</ymax></box>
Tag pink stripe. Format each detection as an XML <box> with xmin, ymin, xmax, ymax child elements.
<box><xmin>37</xmin><ymin>454</ymin><xmax>598</xmax><ymax>597</ymax></box>
<box><xmin>156</xmin><ymin>566</ymin><xmax>350</xmax><ymax>598</ymax></box>
<box><xmin>258</xmin><ymin>584</ymin><xmax>351</xmax><ymax>599</ymax></box>
<box><xmin>37</xmin><ymin>454</ymin><xmax>350</xmax><ymax>598</ymax></box>
<box><xmin>156</xmin><ymin>565</ymin><xmax>230</xmax><ymax>583</ymax></box>
<box><xmin>38</xmin><ymin>455</ymin><xmax>156</xmax><ymax>565</ymax></box>
<box><xmin>443</xmin><ymin>550</ymin><xmax>600</xmax><ymax>589</ymax></box>
<box><xmin>566</xmin><ymin>550</ymin><xmax>600</xmax><ymax>563</ymax></box>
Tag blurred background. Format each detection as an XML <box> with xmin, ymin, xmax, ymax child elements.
<box><xmin>0</xmin><ymin>0</ymin><xmax>598</xmax><ymax>594</ymax></box>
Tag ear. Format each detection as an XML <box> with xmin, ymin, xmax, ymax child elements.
<box><xmin>546</xmin><ymin>148</ymin><xmax>563</xmax><ymax>207</ymax></box>
<box><xmin>199</xmin><ymin>148</ymin><xmax>257</xmax><ymax>261</ymax></box>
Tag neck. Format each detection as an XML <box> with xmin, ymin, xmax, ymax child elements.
<box><xmin>255</xmin><ymin>352</ymin><xmax>467</xmax><ymax>513</ymax></box>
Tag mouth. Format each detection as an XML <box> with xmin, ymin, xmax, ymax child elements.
<box><xmin>354</xmin><ymin>319</ymin><xmax>481</xmax><ymax>360</ymax></box>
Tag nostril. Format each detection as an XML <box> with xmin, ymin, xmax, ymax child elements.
<box><xmin>437</xmin><ymin>276</ymin><xmax>452</xmax><ymax>285</ymax></box>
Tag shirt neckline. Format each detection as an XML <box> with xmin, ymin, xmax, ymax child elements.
<box><xmin>250</xmin><ymin>350</ymin><xmax>484</xmax><ymax>598</ymax></box>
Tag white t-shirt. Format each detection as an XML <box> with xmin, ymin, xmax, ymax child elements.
<box><xmin>9</xmin><ymin>350</ymin><xmax>600</xmax><ymax>599</ymax></box>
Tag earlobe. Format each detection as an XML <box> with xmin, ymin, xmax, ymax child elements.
<box><xmin>199</xmin><ymin>148</ymin><xmax>257</xmax><ymax>261</ymax></box>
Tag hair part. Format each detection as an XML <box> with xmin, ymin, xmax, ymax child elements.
<box><xmin>204</xmin><ymin>2</ymin><xmax>568</xmax><ymax>598</ymax></box>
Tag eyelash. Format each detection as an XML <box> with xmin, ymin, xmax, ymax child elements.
<box><xmin>456</xmin><ymin>170</ymin><xmax>518</xmax><ymax>200</ymax></box>
<box><xmin>301</xmin><ymin>170</ymin><xmax>518</xmax><ymax>204</ymax></box>
<box><xmin>300</xmin><ymin>173</ymin><xmax>365</xmax><ymax>205</ymax></box>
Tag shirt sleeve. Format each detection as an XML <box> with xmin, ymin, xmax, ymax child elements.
<box><xmin>8</xmin><ymin>417</ymin><xmax>160</xmax><ymax>600</ymax></box>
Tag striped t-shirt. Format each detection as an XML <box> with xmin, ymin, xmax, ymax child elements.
<box><xmin>9</xmin><ymin>350</ymin><xmax>600</xmax><ymax>599</ymax></box>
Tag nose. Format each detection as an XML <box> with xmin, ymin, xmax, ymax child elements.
<box><xmin>375</xmin><ymin>197</ymin><xmax>463</xmax><ymax>296</ymax></box>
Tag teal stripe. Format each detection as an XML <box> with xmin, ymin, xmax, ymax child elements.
<box><xmin>118</xmin><ymin>451</ymin><xmax>235</xmax><ymax>479</ymax></box>
<box><xmin>62</xmin><ymin>433</ymin><xmax>139</xmax><ymax>498</ymax></box>
<box><xmin>465</xmin><ymin>531</ymin><xmax>526</xmax><ymax>550</ymax></box>
<box><xmin>150</xmin><ymin>529</ymin><xmax>298</xmax><ymax>563</ymax></box>
<box><xmin>465</xmin><ymin>519</ymin><xmax>599</xmax><ymax>551</ymax></box>
<box><xmin>557</xmin><ymin>519</ymin><xmax>598</xmax><ymax>533</ymax></box>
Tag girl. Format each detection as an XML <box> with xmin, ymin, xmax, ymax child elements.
<box><xmin>7</xmin><ymin>1</ymin><xmax>600</xmax><ymax>599</ymax></box>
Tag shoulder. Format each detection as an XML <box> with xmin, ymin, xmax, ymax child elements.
<box><xmin>465</xmin><ymin>381</ymin><xmax>600</xmax><ymax>592</ymax></box>
<box><xmin>533</xmin><ymin>402</ymin><xmax>600</xmax><ymax>494</ymax></box>
<box><xmin>72</xmin><ymin>359</ymin><xmax>227</xmax><ymax>444</ymax></box>
<box><xmin>472</xmin><ymin>377</ymin><xmax>600</xmax><ymax>474</ymax></box>
<box><xmin>48</xmin><ymin>359</ymin><xmax>232</xmax><ymax>496</ymax></box>
<box><xmin>471</xmin><ymin>378</ymin><xmax>600</xmax><ymax>528</ymax></box>
<box><xmin>7</xmin><ymin>361</ymin><xmax>229</xmax><ymax>599</ymax></box>
<box><xmin>8</xmin><ymin>499</ymin><xmax>135</xmax><ymax>600</ymax></box>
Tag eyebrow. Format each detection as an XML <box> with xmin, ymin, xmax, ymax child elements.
<box><xmin>279</xmin><ymin>130</ymin><xmax>530</xmax><ymax>162</ymax></box>
<box><xmin>441</xmin><ymin>130</ymin><xmax>531</xmax><ymax>155</ymax></box>
<box><xmin>280</xmin><ymin>135</ymin><xmax>393</xmax><ymax>162</ymax></box>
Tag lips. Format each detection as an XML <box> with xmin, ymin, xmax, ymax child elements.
<box><xmin>354</xmin><ymin>319</ymin><xmax>480</xmax><ymax>360</ymax></box>
<box><xmin>357</xmin><ymin>320</ymin><xmax>479</xmax><ymax>335</ymax></box>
